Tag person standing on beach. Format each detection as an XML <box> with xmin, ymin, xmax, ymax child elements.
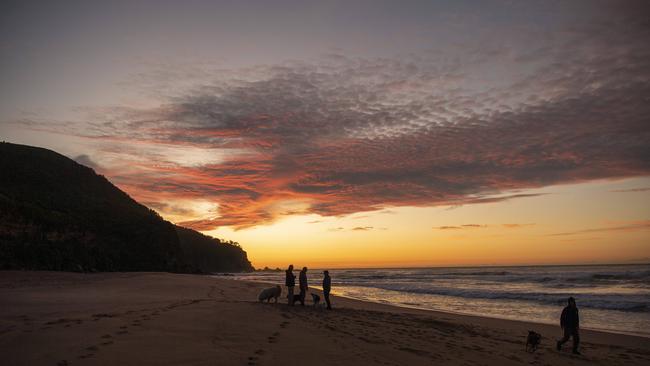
<box><xmin>557</xmin><ymin>297</ymin><xmax>580</xmax><ymax>355</ymax></box>
<box><xmin>299</xmin><ymin>267</ymin><xmax>308</xmax><ymax>306</ymax></box>
<box><xmin>285</xmin><ymin>265</ymin><xmax>296</xmax><ymax>306</ymax></box>
<box><xmin>323</xmin><ymin>270</ymin><xmax>332</xmax><ymax>310</ymax></box>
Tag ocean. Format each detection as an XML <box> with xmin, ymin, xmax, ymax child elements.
<box><xmin>230</xmin><ymin>264</ymin><xmax>650</xmax><ymax>337</ymax></box>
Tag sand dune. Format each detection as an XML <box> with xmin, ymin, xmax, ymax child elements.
<box><xmin>1</xmin><ymin>271</ymin><xmax>649</xmax><ymax>365</ymax></box>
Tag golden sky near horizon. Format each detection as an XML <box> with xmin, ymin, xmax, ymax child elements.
<box><xmin>202</xmin><ymin>178</ymin><xmax>650</xmax><ymax>268</ymax></box>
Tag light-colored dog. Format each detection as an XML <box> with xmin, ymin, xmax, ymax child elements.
<box><xmin>258</xmin><ymin>285</ymin><xmax>282</xmax><ymax>303</ymax></box>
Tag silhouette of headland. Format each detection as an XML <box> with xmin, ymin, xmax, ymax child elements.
<box><xmin>0</xmin><ymin>142</ymin><xmax>253</xmax><ymax>273</ymax></box>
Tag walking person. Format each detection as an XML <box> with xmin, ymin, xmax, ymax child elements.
<box><xmin>285</xmin><ymin>265</ymin><xmax>296</xmax><ymax>306</ymax></box>
<box><xmin>557</xmin><ymin>297</ymin><xmax>580</xmax><ymax>355</ymax></box>
<box><xmin>323</xmin><ymin>270</ymin><xmax>332</xmax><ymax>310</ymax></box>
<box><xmin>299</xmin><ymin>267</ymin><xmax>308</xmax><ymax>306</ymax></box>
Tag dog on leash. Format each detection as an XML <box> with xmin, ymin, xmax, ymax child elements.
<box><xmin>258</xmin><ymin>285</ymin><xmax>282</xmax><ymax>303</ymax></box>
<box><xmin>526</xmin><ymin>330</ymin><xmax>542</xmax><ymax>352</ymax></box>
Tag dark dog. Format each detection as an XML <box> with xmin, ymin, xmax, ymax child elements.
<box><xmin>311</xmin><ymin>293</ymin><xmax>321</xmax><ymax>306</ymax></box>
<box><xmin>526</xmin><ymin>330</ymin><xmax>542</xmax><ymax>352</ymax></box>
<box><xmin>289</xmin><ymin>294</ymin><xmax>303</xmax><ymax>305</ymax></box>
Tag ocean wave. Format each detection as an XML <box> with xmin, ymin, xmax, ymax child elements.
<box><xmin>349</xmin><ymin>283</ymin><xmax>650</xmax><ymax>312</ymax></box>
<box><xmin>232</xmin><ymin>265</ymin><xmax>650</xmax><ymax>313</ymax></box>
<box><xmin>331</xmin><ymin>267</ymin><xmax>650</xmax><ymax>287</ymax></box>
<box><xmin>232</xmin><ymin>265</ymin><xmax>650</xmax><ymax>337</ymax></box>
<box><xmin>435</xmin><ymin>271</ymin><xmax>511</xmax><ymax>276</ymax></box>
<box><xmin>590</xmin><ymin>270</ymin><xmax>650</xmax><ymax>281</ymax></box>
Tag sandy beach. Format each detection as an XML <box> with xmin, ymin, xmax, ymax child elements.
<box><xmin>1</xmin><ymin>271</ymin><xmax>649</xmax><ymax>366</ymax></box>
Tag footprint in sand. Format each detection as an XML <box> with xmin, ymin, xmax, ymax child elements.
<box><xmin>397</xmin><ymin>346</ymin><xmax>430</xmax><ymax>357</ymax></box>
<box><xmin>247</xmin><ymin>355</ymin><xmax>259</xmax><ymax>365</ymax></box>
<box><xmin>280</xmin><ymin>321</ymin><xmax>290</xmax><ymax>328</ymax></box>
<box><xmin>56</xmin><ymin>360</ymin><xmax>69</xmax><ymax>366</ymax></box>
<box><xmin>254</xmin><ymin>349</ymin><xmax>266</xmax><ymax>355</ymax></box>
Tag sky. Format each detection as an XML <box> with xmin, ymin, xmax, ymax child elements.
<box><xmin>1</xmin><ymin>0</ymin><xmax>649</xmax><ymax>268</ymax></box>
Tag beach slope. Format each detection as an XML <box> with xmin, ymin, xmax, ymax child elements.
<box><xmin>1</xmin><ymin>271</ymin><xmax>648</xmax><ymax>365</ymax></box>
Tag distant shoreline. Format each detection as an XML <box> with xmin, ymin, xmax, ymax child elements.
<box><xmin>251</xmin><ymin>262</ymin><xmax>650</xmax><ymax>271</ymax></box>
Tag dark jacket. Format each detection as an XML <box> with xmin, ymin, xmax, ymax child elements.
<box><xmin>285</xmin><ymin>270</ymin><xmax>295</xmax><ymax>287</ymax></box>
<box><xmin>561</xmin><ymin>306</ymin><xmax>579</xmax><ymax>328</ymax></box>
<box><xmin>299</xmin><ymin>270</ymin><xmax>308</xmax><ymax>290</ymax></box>
<box><xmin>323</xmin><ymin>275</ymin><xmax>331</xmax><ymax>292</ymax></box>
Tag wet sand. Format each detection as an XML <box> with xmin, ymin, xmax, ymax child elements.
<box><xmin>1</xmin><ymin>271</ymin><xmax>649</xmax><ymax>365</ymax></box>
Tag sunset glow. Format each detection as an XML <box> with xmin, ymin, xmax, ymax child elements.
<box><xmin>1</xmin><ymin>0</ymin><xmax>649</xmax><ymax>268</ymax></box>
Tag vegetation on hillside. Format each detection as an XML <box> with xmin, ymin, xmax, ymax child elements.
<box><xmin>0</xmin><ymin>142</ymin><xmax>253</xmax><ymax>273</ymax></box>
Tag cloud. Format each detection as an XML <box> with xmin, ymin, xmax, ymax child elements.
<box><xmin>610</xmin><ymin>188</ymin><xmax>650</xmax><ymax>193</ymax></box>
<box><xmin>548</xmin><ymin>221</ymin><xmax>650</xmax><ymax>236</ymax></box>
<box><xmin>434</xmin><ymin>224</ymin><xmax>487</xmax><ymax>230</ymax></box>
<box><xmin>351</xmin><ymin>215</ymin><xmax>370</xmax><ymax>220</ymax></box>
<box><xmin>328</xmin><ymin>226</ymin><xmax>375</xmax><ymax>232</ymax></box>
<box><xmin>12</xmin><ymin>8</ymin><xmax>650</xmax><ymax>230</ymax></box>
<box><xmin>502</xmin><ymin>223</ymin><xmax>536</xmax><ymax>229</ymax></box>
<box><xmin>351</xmin><ymin>226</ymin><xmax>373</xmax><ymax>231</ymax></box>
<box><xmin>435</xmin><ymin>223</ymin><xmax>535</xmax><ymax>230</ymax></box>
<box><xmin>144</xmin><ymin>202</ymin><xmax>195</xmax><ymax>217</ymax></box>
<box><xmin>74</xmin><ymin>154</ymin><xmax>99</xmax><ymax>170</ymax></box>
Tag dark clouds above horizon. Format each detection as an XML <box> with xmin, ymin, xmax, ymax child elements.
<box><xmin>3</xmin><ymin>0</ymin><xmax>650</xmax><ymax>230</ymax></box>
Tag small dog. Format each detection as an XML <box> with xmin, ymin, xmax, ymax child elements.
<box><xmin>258</xmin><ymin>285</ymin><xmax>282</xmax><ymax>303</ymax></box>
<box><xmin>311</xmin><ymin>293</ymin><xmax>327</xmax><ymax>310</ymax></box>
<box><xmin>289</xmin><ymin>293</ymin><xmax>303</xmax><ymax>305</ymax></box>
<box><xmin>526</xmin><ymin>330</ymin><xmax>542</xmax><ymax>352</ymax></box>
<box><xmin>311</xmin><ymin>293</ymin><xmax>321</xmax><ymax>306</ymax></box>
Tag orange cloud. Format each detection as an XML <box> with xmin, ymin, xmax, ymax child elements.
<box><xmin>17</xmin><ymin>48</ymin><xmax>650</xmax><ymax>230</ymax></box>
<box><xmin>548</xmin><ymin>220</ymin><xmax>650</xmax><ymax>236</ymax></box>
<box><xmin>502</xmin><ymin>223</ymin><xmax>536</xmax><ymax>229</ymax></box>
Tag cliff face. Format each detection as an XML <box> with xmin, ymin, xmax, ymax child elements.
<box><xmin>0</xmin><ymin>142</ymin><xmax>253</xmax><ymax>273</ymax></box>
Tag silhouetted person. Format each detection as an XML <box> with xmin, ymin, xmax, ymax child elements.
<box><xmin>285</xmin><ymin>265</ymin><xmax>295</xmax><ymax>306</ymax></box>
<box><xmin>299</xmin><ymin>267</ymin><xmax>308</xmax><ymax>306</ymax></box>
<box><xmin>323</xmin><ymin>270</ymin><xmax>332</xmax><ymax>310</ymax></box>
<box><xmin>557</xmin><ymin>297</ymin><xmax>580</xmax><ymax>355</ymax></box>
